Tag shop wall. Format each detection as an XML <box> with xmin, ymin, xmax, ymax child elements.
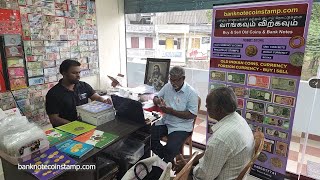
<box><xmin>0</xmin><ymin>0</ymin><xmax>100</xmax><ymax>126</ymax></box>
<box><xmin>96</xmin><ymin>0</ymin><xmax>126</xmax><ymax>89</ymax></box>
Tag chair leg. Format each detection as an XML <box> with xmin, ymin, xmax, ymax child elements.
<box><xmin>189</xmin><ymin>139</ymin><xmax>192</xmax><ymax>156</ymax></box>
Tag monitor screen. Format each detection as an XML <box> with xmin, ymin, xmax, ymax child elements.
<box><xmin>111</xmin><ymin>95</ymin><xmax>145</xmax><ymax>124</ymax></box>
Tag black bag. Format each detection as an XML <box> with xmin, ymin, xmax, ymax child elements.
<box><xmin>134</xmin><ymin>162</ymin><xmax>164</xmax><ymax>180</ymax></box>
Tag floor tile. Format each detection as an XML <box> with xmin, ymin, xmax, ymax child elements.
<box><xmin>300</xmin><ymin>138</ymin><xmax>308</xmax><ymax>144</ymax></box>
<box><xmin>304</xmin><ymin>146</ymin><xmax>320</xmax><ymax>157</ymax></box>
<box><xmin>288</xmin><ymin>150</ymin><xmax>299</xmax><ymax>161</ymax></box>
<box><xmin>308</xmin><ymin>134</ymin><xmax>320</xmax><ymax>142</ymax></box>
<box><xmin>195</xmin><ymin>118</ymin><xmax>203</xmax><ymax>125</ymax></box>
<box><xmin>306</xmin><ymin>139</ymin><xmax>320</xmax><ymax>149</ymax></box>
<box><xmin>299</xmin><ymin>144</ymin><xmax>305</xmax><ymax>153</ymax></box>
<box><xmin>297</xmin><ymin>163</ymin><xmax>307</xmax><ymax>176</ymax></box>
<box><xmin>199</xmin><ymin>121</ymin><xmax>207</xmax><ymax>127</ymax></box>
<box><xmin>290</xmin><ymin>136</ymin><xmax>301</xmax><ymax>143</ymax></box>
<box><xmin>292</xmin><ymin>131</ymin><xmax>302</xmax><ymax>138</ymax></box>
<box><xmin>298</xmin><ymin>153</ymin><xmax>320</xmax><ymax>164</ymax></box>
<box><xmin>181</xmin><ymin>144</ymin><xmax>204</xmax><ymax>156</ymax></box>
<box><xmin>299</xmin><ymin>144</ymin><xmax>320</xmax><ymax>157</ymax></box>
<box><xmin>289</xmin><ymin>142</ymin><xmax>301</xmax><ymax>152</ymax></box>
<box><xmin>197</xmin><ymin>113</ymin><xmax>207</xmax><ymax>120</ymax></box>
<box><xmin>194</xmin><ymin>125</ymin><xmax>206</xmax><ymax>134</ymax></box>
<box><xmin>296</xmin><ymin>163</ymin><xmax>303</xmax><ymax>175</ymax></box>
<box><xmin>202</xmin><ymin>139</ymin><xmax>207</xmax><ymax>145</ymax></box>
<box><xmin>192</xmin><ymin>132</ymin><xmax>206</xmax><ymax>143</ymax></box>
<box><xmin>286</xmin><ymin>160</ymin><xmax>298</xmax><ymax>174</ymax></box>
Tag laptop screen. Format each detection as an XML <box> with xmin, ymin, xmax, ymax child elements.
<box><xmin>111</xmin><ymin>95</ymin><xmax>145</xmax><ymax>124</ymax></box>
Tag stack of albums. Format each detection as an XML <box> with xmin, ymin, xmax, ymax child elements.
<box><xmin>77</xmin><ymin>101</ymin><xmax>115</xmax><ymax>126</ymax></box>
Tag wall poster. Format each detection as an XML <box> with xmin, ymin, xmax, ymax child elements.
<box><xmin>208</xmin><ymin>0</ymin><xmax>313</xmax><ymax>179</ymax></box>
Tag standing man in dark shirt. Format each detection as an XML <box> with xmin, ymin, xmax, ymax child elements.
<box><xmin>46</xmin><ymin>59</ymin><xmax>111</xmax><ymax>127</ymax></box>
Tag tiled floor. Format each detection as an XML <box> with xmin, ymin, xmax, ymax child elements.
<box><xmin>192</xmin><ymin>114</ymin><xmax>320</xmax><ymax>178</ymax></box>
<box><xmin>288</xmin><ymin>132</ymin><xmax>320</xmax><ymax>177</ymax></box>
<box><xmin>193</xmin><ymin>114</ymin><xmax>207</xmax><ymax>145</ymax></box>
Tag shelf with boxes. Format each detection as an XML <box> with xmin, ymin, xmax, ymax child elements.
<box><xmin>0</xmin><ymin>34</ymin><xmax>28</xmax><ymax>91</ymax></box>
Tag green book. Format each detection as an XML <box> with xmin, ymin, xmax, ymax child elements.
<box><xmin>56</xmin><ymin>121</ymin><xmax>96</xmax><ymax>136</ymax></box>
<box><xmin>73</xmin><ymin>129</ymin><xmax>119</xmax><ymax>148</ymax></box>
<box><xmin>45</xmin><ymin>128</ymin><xmax>75</xmax><ymax>146</ymax></box>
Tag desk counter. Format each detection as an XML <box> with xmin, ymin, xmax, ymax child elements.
<box><xmin>1</xmin><ymin>117</ymin><xmax>148</xmax><ymax>180</ymax></box>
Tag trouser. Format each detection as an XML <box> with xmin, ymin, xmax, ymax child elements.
<box><xmin>151</xmin><ymin>124</ymin><xmax>191</xmax><ymax>163</ymax></box>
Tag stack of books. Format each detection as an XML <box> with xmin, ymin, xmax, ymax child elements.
<box><xmin>76</xmin><ymin>101</ymin><xmax>115</xmax><ymax>126</ymax></box>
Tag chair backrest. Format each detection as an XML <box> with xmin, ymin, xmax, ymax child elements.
<box><xmin>236</xmin><ymin>131</ymin><xmax>264</xmax><ymax>180</ymax></box>
<box><xmin>174</xmin><ymin>151</ymin><xmax>199</xmax><ymax>180</ymax></box>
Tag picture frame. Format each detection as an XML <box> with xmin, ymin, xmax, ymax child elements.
<box><xmin>144</xmin><ymin>58</ymin><xmax>171</xmax><ymax>91</ymax></box>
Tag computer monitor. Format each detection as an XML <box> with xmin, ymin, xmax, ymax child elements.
<box><xmin>111</xmin><ymin>95</ymin><xmax>146</xmax><ymax>124</ymax></box>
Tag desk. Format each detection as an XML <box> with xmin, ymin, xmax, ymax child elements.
<box><xmin>1</xmin><ymin>117</ymin><xmax>150</xmax><ymax>180</ymax></box>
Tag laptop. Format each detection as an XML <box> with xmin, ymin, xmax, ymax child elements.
<box><xmin>111</xmin><ymin>95</ymin><xmax>146</xmax><ymax>124</ymax></box>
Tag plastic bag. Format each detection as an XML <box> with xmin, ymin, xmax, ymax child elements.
<box><xmin>122</xmin><ymin>155</ymin><xmax>171</xmax><ymax>180</ymax></box>
<box><xmin>3</xmin><ymin>125</ymin><xmax>46</xmax><ymax>156</ymax></box>
<box><xmin>0</xmin><ymin>115</ymin><xmax>47</xmax><ymax>157</ymax></box>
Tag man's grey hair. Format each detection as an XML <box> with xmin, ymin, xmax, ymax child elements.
<box><xmin>207</xmin><ymin>87</ymin><xmax>237</xmax><ymax>113</ymax></box>
<box><xmin>169</xmin><ymin>66</ymin><xmax>185</xmax><ymax>77</ymax></box>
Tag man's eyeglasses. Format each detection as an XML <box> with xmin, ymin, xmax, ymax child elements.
<box><xmin>169</xmin><ymin>76</ymin><xmax>182</xmax><ymax>83</ymax></box>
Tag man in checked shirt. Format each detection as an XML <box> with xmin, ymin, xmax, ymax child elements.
<box><xmin>176</xmin><ymin>87</ymin><xmax>254</xmax><ymax>180</ymax></box>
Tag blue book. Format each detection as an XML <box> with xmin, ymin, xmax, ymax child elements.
<box><xmin>55</xmin><ymin>139</ymin><xmax>94</xmax><ymax>158</ymax></box>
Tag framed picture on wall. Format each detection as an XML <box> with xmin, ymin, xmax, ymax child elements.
<box><xmin>144</xmin><ymin>58</ymin><xmax>171</xmax><ymax>91</ymax></box>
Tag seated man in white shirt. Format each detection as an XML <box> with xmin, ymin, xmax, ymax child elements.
<box><xmin>151</xmin><ymin>66</ymin><xmax>198</xmax><ymax>163</ymax></box>
<box><xmin>176</xmin><ymin>87</ymin><xmax>254</xmax><ymax>180</ymax></box>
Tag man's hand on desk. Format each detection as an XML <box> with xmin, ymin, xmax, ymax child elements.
<box><xmin>90</xmin><ymin>93</ymin><xmax>112</xmax><ymax>104</ymax></box>
<box><xmin>102</xmin><ymin>98</ymin><xmax>112</xmax><ymax>104</ymax></box>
